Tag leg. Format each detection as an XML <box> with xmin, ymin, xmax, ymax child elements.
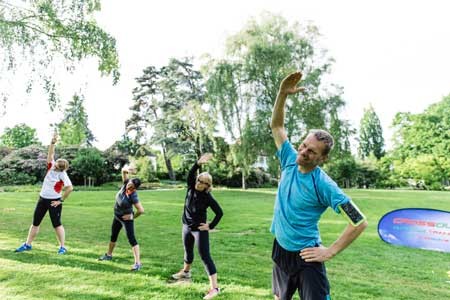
<box><xmin>48</xmin><ymin>201</ymin><xmax>64</xmax><ymax>247</ymax></box>
<box><xmin>182</xmin><ymin>225</ymin><xmax>195</xmax><ymax>266</ymax></box>
<box><xmin>25</xmin><ymin>225</ymin><xmax>40</xmax><ymax>245</ymax></box>
<box><xmin>196</xmin><ymin>230</ymin><xmax>218</xmax><ymax>289</ymax></box>
<box><xmin>54</xmin><ymin>225</ymin><xmax>65</xmax><ymax>247</ymax></box>
<box><xmin>122</xmin><ymin>219</ymin><xmax>140</xmax><ymax>266</ymax></box>
<box><xmin>272</xmin><ymin>263</ymin><xmax>297</xmax><ymax>300</ymax></box>
<box><xmin>27</xmin><ymin>197</ymin><xmax>49</xmax><ymax>245</ymax></box>
<box><xmin>299</xmin><ymin>262</ymin><xmax>330</xmax><ymax>300</ymax></box>
<box><xmin>109</xmin><ymin>217</ymin><xmax>123</xmax><ymax>255</ymax></box>
<box><xmin>131</xmin><ymin>244</ymin><xmax>140</xmax><ymax>265</ymax></box>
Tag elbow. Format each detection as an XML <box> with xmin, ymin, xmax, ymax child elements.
<box><xmin>66</xmin><ymin>185</ymin><xmax>74</xmax><ymax>192</ymax></box>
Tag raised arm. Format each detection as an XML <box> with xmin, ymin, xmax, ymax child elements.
<box><xmin>187</xmin><ymin>153</ymin><xmax>213</xmax><ymax>186</ymax></box>
<box><xmin>47</xmin><ymin>133</ymin><xmax>57</xmax><ymax>163</ymax></box>
<box><xmin>121</xmin><ymin>164</ymin><xmax>136</xmax><ymax>182</ymax></box>
<box><xmin>271</xmin><ymin>71</ymin><xmax>305</xmax><ymax>149</ymax></box>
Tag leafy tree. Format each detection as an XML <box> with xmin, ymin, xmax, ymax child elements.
<box><xmin>390</xmin><ymin>95</ymin><xmax>450</xmax><ymax>189</ymax></box>
<box><xmin>0</xmin><ymin>0</ymin><xmax>119</xmax><ymax>109</ymax></box>
<box><xmin>127</xmin><ymin>58</ymin><xmax>215</xmax><ymax>180</ymax></box>
<box><xmin>358</xmin><ymin>105</ymin><xmax>385</xmax><ymax>159</ymax></box>
<box><xmin>70</xmin><ymin>147</ymin><xmax>105</xmax><ymax>186</ymax></box>
<box><xmin>205</xmin><ymin>13</ymin><xmax>351</xmax><ymax>184</ymax></box>
<box><xmin>0</xmin><ymin>123</ymin><xmax>39</xmax><ymax>148</ymax></box>
<box><xmin>57</xmin><ymin>93</ymin><xmax>95</xmax><ymax>146</ymax></box>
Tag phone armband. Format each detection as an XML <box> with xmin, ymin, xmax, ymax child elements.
<box><xmin>339</xmin><ymin>200</ymin><xmax>366</xmax><ymax>226</ymax></box>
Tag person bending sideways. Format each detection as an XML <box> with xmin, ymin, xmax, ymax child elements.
<box><xmin>270</xmin><ymin>71</ymin><xmax>368</xmax><ymax>300</ymax></box>
<box><xmin>172</xmin><ymin>153</ymin><xmax>223</xmax><ymax>300</ymax></box>
<box><xmin>15</xmin><ymin>133</ymin><xmax>73</xmax><ymax>255</ymax></box>
<box><xmin>98</xmin><ymin>165</ymin><xmax>144</xmax><ymax>271</ymax></box>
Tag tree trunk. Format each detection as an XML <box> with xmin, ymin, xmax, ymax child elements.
<box><xmin>242</xmin><ymin>171</ymin><xmax>246</xmax><ymax>189</ymax></box>
<box><xmin>162</xmin><ymin>145</ymin><xmax>176</xmax><ymax>181</ymax></box>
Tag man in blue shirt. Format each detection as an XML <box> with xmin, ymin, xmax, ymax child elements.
<box><xmin>270</xmin><ymin>71</ymin><xmax>368</xmax><ymax>300</ymax></box>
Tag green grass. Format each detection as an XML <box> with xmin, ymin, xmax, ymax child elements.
<box><xmin>0</xmin><ymin>189</ymin><xmax>449</xmax><ymax>299</ymax></box>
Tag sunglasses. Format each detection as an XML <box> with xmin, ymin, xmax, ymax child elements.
<box><xmin>197</xmin><ymin>178</ymin><xmax>210</xmax><ymax>186</ymax></box>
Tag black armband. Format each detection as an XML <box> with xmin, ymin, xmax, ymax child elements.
<box><xmin>339</xmin><ymin>200</ymin><xmax>366</xmax><ymax>226</ymax></box>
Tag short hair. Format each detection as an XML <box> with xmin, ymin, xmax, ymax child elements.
<box><xmin>55</xmin><ymin>159</ymin><xmax>69</xmax><ymax>171</ymax></box>
<box><xmin>198</xmin><ymin>172</ymin><xmax>213</xmax><ymax>192</ymax></box>
<box><xmin>308</xmin><ymin>129</ymin><xmax>334</xmax><ymax>156</ymax></box>
<box><xmin>131</xmin><ymin>178</ymin><xmax>141</xmax><ymax>189</ymax></box>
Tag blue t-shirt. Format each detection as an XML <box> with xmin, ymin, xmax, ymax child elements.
<box><xmin>114</xmin><ymin>181</ymin><xmax>139</xmax><ymax>217</ymax></box>
<box><xmin>270</xmin><ymin>140</ymin><xmax>350</xmax><ymax>251</ymax></box>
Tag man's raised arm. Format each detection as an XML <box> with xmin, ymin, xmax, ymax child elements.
<box><xmin>271</xmin><ymin>71</ymin><xmax>305</xmax><ymax>149</ymax></box>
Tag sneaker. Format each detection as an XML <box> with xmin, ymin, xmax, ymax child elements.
<box><xmin>57</xmin><ymin>246</ymin><xmax>67</xmax><ymax>255</ymax></box>
<box><xmin>98</xmin><ymin>253</ymin><xmax>113</xmax><ymax>261</ymax></box>
<box><xmin>171</xmin><ymin>269</ymin><xmax>192</xmax><ymax>280</ymax></box>
<box><xmin>15</xmin><ymin>243</ymin><xmax>32</xmax><ymax>253</ymax></box>
<box><xmin>203</xmin><ymin>288</ymin><xmax>220</xmax><ymax>299</ymax></box>
<box><xmin>130</xmin><ymin>263</ymin><xmax>142</xmax><ymax>271</ymax></box>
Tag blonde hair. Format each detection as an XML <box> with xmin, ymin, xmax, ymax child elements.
<box><xmin>55</xmin><ymin>159</ymin><xmax>69</xmax><ymax>171</ymax></box>
<box><xmin>197</xmin><ymin>172</ymin><xmax>213</xmax><ymax>192</ymax></box>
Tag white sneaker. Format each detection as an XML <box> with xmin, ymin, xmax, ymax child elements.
<box><xmin>171</xmin><ymin>269</ymin><xmax>191</xmax><ymax>280</ymax></box>
<box><xmin>203</xmin><ymin>288</ymin><xmax>220</xmax><ymax>299</ymax></box>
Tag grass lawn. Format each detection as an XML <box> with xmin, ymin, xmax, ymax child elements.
<box><xmin>0</xmin><ymin>188</ymin><xmax>449</xmax><ymax>299</ymax></box>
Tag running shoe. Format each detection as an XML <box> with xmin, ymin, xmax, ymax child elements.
<box><xmin>172</xmin><ymin>269</ymin><xmax>192</xmax><ymax>280</ymax></box>
<box><xmin>98</xmin><ymin>253</ymin><xmax>113</xmax><ymax>261</ymax></box>
<box><xmin>57</xmin><ymin>246</ymin><xmax>67</xmax><ymax>255</ymax></box>
<box><xmin>15</xmin><ymin>243</ymin><xmax>32</xmax><ymax>252</ymax></box>
<box><xmin>130</xmin><ymin>263</ymin><xmax>142</xmax><ymax>271</ymax></box>
<box><xmin>203</xmin><ymin>288</ymin><xmax>220</xmax><ymax>299</ymax></box>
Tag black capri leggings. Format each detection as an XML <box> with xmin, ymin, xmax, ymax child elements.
<box><xmin>32</xmin><ymin>197</ymin><xmax>63</xmax><ymax>228</ymax></box>
<box><xmin>110</xmin><ymin>215</ymin><xmax>138</xmax><ymax>247</ymax></box>
<box><xmin>182</xmin><ymin>224</ymin><xmax>217</xmax><ymax>276</ymax></box>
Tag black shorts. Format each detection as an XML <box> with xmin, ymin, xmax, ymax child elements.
<box><xmin>272</xmin><ymin>239</ymin><xmax>330</xmax><ymax>300</ymax></box>
<box><xmin>32</xmin><ymin>196</ymin><xmax>63</xmax><ymax>228</ymax></box>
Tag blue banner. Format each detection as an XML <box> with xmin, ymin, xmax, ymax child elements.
<box><xmin>378</xmin><ymin>208</ymin><xmax>450</xmax><ymax>253</ymax></box>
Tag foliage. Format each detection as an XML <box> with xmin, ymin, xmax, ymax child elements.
<box><xmin>0</xmin><ymin>123</ymin><xmax>40</xmax><ymax>148</ymax></box>
<box><xmin>0</xmin><ymin>0</ymin><xmax>119</xmax><ymax>109</ymax></box>
<box><xmin>391</xmin><ymin>94</ymin><xmax>450</xmax><ymax>189</ymax></box>
<box><xmin>70</xmin><ymin>147</ymin><xmax>106</xmax><ymax>186</ymax></box>
<box><xmin>57</xmin><ymin>93</ymin><xmax>95</xmax><ymax>146</ymax></box>
<box><xmin>358</xmin><ymin>105</ymin><xmax>385</xmax><ymax>159</ymax></box>
<box><xmin>126</xmin><ymin>57</ymin><xmax>216</xmax><ymax>180</ymax></box>
<box><xmin>204</xmin><ymin>13</ymin><xmax>352</xmax><ymax>185</ymax></box>
<box><xmin>0</xmin><ymin>144</ymin><xmax>46</xmax><ymax>184</ymax></box>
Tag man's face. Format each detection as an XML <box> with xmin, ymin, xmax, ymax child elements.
<box><xmin>296</xmin><ymin>134</ymin><xmax>327</xmax><ymax>168</ymax></box>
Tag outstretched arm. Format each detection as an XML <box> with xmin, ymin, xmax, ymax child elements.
<box><xmin>187</xmin><ymin>153</ymin><xmax>213</xmax><ymax>186</ymax></box>
<box><xmin>271</xmin><ymin>71</ymin><xmax>305</xmax><ymax>149</ymax></box>
<box><xmin>47</xmin><ymin>133</ymin><xmax>58</xmax><ymax>163</ymax></box>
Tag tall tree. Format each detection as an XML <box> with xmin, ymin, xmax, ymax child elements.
<box><xmin>358</xmin><ymin>104</ymin><xmax>385</xmax><ymax>159</ymax></box>
<box><xmin>57</xmin><ymin>93</ymin><xmax>95</xmax><ymax>146</ymax></box>
<box><xmin>0</xmin><ymin>0</ymin><xmax>119</xmax><ymax>109</ymax></box>
<box><xmin>204</xmin><ymin>13</ymin><xmax>350</xmax><ymax>185</ymax></box>
<box><xmin>127</xmin><ymin>58</ymin><xmax>215</xmax><ymax>180</ymax></box>
<box><xmin>0</xmin><ymin>123</ymin><xmax>39</xmax><ymax>148</ymax></box>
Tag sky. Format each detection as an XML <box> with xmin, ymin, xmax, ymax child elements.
<box><xmin>1</xmin><ymin>0</ymin><xmax>450</xmax><ymax>151</ymax></box>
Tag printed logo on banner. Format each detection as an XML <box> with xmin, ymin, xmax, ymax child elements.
<box><xmin>378</xmin><ymin>208</ymin><xmax>450</xmax><ymax>253</ymax></box>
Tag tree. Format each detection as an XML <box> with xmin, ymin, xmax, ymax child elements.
<box><xmin>70</xmin><ymin>147</ymin><xmax>105</xmax><ymax>186</ymax></box>
<box><xmin>57</xmin><ymin>93</ymin><xmax>95</xmax><ymax>146</ymax></box>
<box><xmin>0</xmin><ymin>123</ymin><xmax>39</xmax><ymax>148</ymax></box>
<box><xmin>204</xmin><ymin>13</ymin><xmax>350</xmax><ymax>185</ymax></box>
<box><xmin>358</xmin><ymin>104</ymin><xmax>385</xmax><ymax>159</ymax></box>
<box><xmin>127</xmin><ymin>58</ymin><xmax>215</xmax><ymax>180</ymax></box>
<box><xmin>0</xmin><ymin>0</ymin><xmax>119</xmax><ymax>109</ymax></box>
<box><xmin>391</xmin><ymin>94</ymin><xmax>450</xmax><ymax>189</ymax></box>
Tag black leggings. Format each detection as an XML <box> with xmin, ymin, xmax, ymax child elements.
<box><xmin>110</xmin><ymin>216</ymin><xmax>138</xmax><ymax>247</ymax></box>
<box><xmin>32</xmin><ymin>197</ymin><xmax>62</xmax><ymax>228</ymax></box>
<box><xmin>182</xmin><ymin>224</ymin><xmax>217</xmax><ymax>276</ymax></box>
